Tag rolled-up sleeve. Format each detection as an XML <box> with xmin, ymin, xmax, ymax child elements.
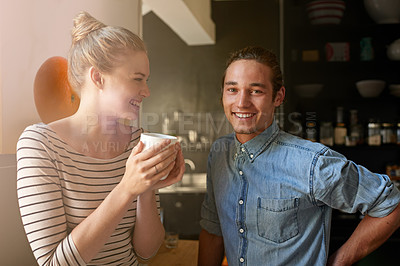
<box><xmin>312</xmin><ymin>149</ymin><xmax>400</xmax><ymax>217</ymax></box>
<box><xmin>200</xmin><ymin>152</ymin><xmax>223</xmax><ymax>236</ymax></box>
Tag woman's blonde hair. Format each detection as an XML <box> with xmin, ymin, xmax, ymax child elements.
<box><xmin>68</xmin><ymin>11</ymin><xmax>146</xmax><ymax>93</ymax></box>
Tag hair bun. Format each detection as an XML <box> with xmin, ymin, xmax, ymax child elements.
<box><xmin>71</xmin><ymin>11</ymin><xmax>106</xmax><ymax>44</ymax></box>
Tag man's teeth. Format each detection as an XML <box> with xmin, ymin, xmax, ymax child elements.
<box><xmin>235</xmin><ymin>113</ymin><xmax>254</xmax><ymax>118</ymax></box>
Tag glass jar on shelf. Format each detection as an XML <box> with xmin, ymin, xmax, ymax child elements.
<box><xmin>368</xmin><ymin>121</ymin><xmax>381</xmax><ymax>146</ymax></box>
<box><xmin>381</xmin><ymin>123</ymin><xmax>396</xmax><ymax>145</ymax></box>
<box><xmin>334</xmin><ymin>107</ymin><xmax>347</xmax><ymax>146</ymax></box>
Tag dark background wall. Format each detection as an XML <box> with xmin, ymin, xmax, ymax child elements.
<box><xmin>283</xmin><ymin>0</ymin><xmax>400</xmax><ymax>173</ymax></box>
<box><xmin>142</xmin><ymin>1</ymin><xmax>280</xmax><ymax>119</ymax></box>
<box><xmin>149</xmin><ymin>2</ymin><xmax>400</xmax><ymax>262</ymax></box>
<box><xmin>142</xmin><ymin>0</ymin><xmax>280</xmax><ymax>172</ymax></box>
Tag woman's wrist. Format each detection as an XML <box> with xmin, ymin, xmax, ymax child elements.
<box><xmin>114</xmin><ymin>182</ymin><xmax>139</xmax><ymax>203</ymax></box>
<box><xmin>137</xmin><ymin>189</ymin><xmax>155</xmax><ymax>202</ymax></box>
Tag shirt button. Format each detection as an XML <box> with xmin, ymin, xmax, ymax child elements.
<box><xmin>239</xmin><ymin>170</ymin><xmax>243</xmax><ymax>175</ymax></box>
<box><xmin>239</xmin><ymin>199</ymin><xmax>244</xmax><ymax>205</ymax></box>
<box><xmin>250</xmin><ymin>154</ymin><xmax>254</xmax><ymax>158</ymax></box>
<box><xmin>240</xmin><ymin>257</ymin><xmax>245</xmax><ymax>263</ymax></box>
<box><xmin>239</xmin><ymin>228</ymin><xmax>244</xmax><ymax>233</ymax></box>
<box><xmin>241</xmin><ymin>147</ymin><xmax>245</xmax><ymax>152</ymax></box>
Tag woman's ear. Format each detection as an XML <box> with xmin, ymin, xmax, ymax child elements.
<box><xmin>89</xmin><ymin>66</ymin><xmax>104</xmax><ymax>89</ymax></box>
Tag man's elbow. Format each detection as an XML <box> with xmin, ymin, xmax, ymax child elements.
<box><xmin>198</xmin><ymin>229</ymin><xmax>224</xmax><ymax>266</ymax></box>
<box><xmin>390</xmin><ymin>203</ymin><xmax>400</xmax><ymax>229</ymax></box>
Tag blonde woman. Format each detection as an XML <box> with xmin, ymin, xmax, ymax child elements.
<box><xmin>17</xmin><ymin>11</ymin><xmax>184</xmax><ymax>265</ymax></box>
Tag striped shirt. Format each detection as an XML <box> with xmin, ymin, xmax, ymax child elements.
<box><xmin>17</xmin><ymin>123</ymin><xmax>159</xmax><ymax>265</ymax></box>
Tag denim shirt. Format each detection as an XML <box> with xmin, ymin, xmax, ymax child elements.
<box><xmin>200</xmin><ymin>120</ymin><xmax>400</xmax><ymax>266</ymax></box>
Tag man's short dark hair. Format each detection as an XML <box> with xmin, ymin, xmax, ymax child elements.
<box><xmin>221</xmin><ymin>46</ymin><xmax>283</xmax><ymax>99</ymax></box>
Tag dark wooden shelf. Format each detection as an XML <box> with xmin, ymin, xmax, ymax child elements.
<box><xmin>332</xmin><ymin>144</ymin><xmax>400</xmax><ymax>173</ymax></box>
<box><xmin>333</xmin><ymin>144</ymin><xmax>400</xmax><ymax>152</ymax></box>
<box><xmin>285</xmin><ymin>2</ymin><xmax>400</xmax><ymax>264</ymax></box>
<box><xmin>283</xmin><ymin>0</ymin><xmax>400</xmax><ymax>171</ymax></box>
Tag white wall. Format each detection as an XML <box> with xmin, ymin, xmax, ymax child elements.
<box><xmin>143</xmin><ymin>0</ymin><xmax>215</xmax><ymax>45</ymax></box>
<box><xmin>0</xmin><ymin>0</ymin><xmax>142</xmax><ymax>154</ymax></box>
<box><xmin>0</xmin><ymin>154</ymin><xmax>37</xmax><ymax>265</ymax></box>
<box><xmin>0</xmin><ymin>2</ymin><xmax>142</xmax><ymax>264</ymax></box>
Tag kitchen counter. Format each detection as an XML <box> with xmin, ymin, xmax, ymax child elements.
<box><xmin>143</xmin><ymin>240</ymin><xmax>198</xmax><ymax>266</ymax></box>
<box><xmin>159</xmin><ymin>173</ymin><xmax>207</xmax><ymax>194</ymax></box>
<box><xmin>159</xmin><ymin>186</ymin><xmax>206</xmax><ymax>194</ymax></box>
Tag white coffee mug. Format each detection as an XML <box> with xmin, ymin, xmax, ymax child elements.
<box><xmin>140</xmin><ymin>133</ymin><xmax>177</xmax><ymax>180</ymax></box>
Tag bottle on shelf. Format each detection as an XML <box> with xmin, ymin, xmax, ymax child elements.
<box><xmin>305</xmin><ymin>111</ymin><xmax>318</xmax><ymax>142</ymax></box>
<box><xmin>305</xmin><ymin>122</ymin><xmax>317</xmax><ymax>142</ymax></box>
<box><xmin>360</xmin><ymin>37</ymin><xmax>374</xmax><ymax>61</ymax></box>
<box><xmin>334</xmin><ymin>106</ymin><xmax>347</xmax><ymax>146</ymax></box>
<box><xmin>347</xmin><ymin>109</ymin><xmax>364</xmax><ymax>146</ymax></box>
<box><xmin>397</xmin><ymin>123</ymin><xmax>400</xmax><ymax>145</ymax></box>
<box><xmin>320</xmin><ymin>121</ymin><xmax>334</xmax><ymax>146</ymax></box>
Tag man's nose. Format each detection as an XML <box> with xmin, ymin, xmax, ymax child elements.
<box><xmin>237</xmin><ymin>90</ymin><xmax>250</xmax><ymax>107</ymax></box>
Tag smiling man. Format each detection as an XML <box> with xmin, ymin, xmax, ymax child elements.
<box><xmin>198</xmin><ymin>46</ymin><xmax>400</xmax><ymax>266</ymax></box>
<box><xmin>222</xmin><ymin>57</ymin><xmax>284</xmax><ymax>143</ymax></box>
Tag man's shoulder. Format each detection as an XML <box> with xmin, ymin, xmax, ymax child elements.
<box><xmin>276</xmin><ymin>130</ymin><xmax>328</xmax><ymax>155</ymax></box>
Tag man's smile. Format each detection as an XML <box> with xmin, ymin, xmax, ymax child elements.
<box><xmin>233</xmin><ymin>112</ymin><xmax>256</xmax><ymax>119</ymax></box>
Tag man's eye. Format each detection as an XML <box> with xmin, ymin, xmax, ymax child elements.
<box><xmin>227</xmin><ymin>88</ymin><xmax>236</xmax><ymax>92</ymax></box>
<box><xmin>252</xmin><ymin>90</ymin><xmax>263</xmax><ymax>94</ymax></box>
<box><xmin>134</xmin><ymin>78</ymin><xmax>143</xmax><ymax>82</ymax></box>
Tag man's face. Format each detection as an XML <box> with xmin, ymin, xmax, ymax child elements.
<box><xmin>222</xmin><ymin>59</ymin><xmax>285</xmax><ymax>143</ymax></box>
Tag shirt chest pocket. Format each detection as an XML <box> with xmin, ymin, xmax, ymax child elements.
<box><xmin>257</xmin><ymin>197</ymin><xmax>299</xmax><ymax>243</ymax></box>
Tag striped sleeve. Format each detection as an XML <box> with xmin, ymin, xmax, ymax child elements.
<box><xmin>16</xmin><ymin>127</ymin><xmax>86</xmax><ymax>266</ymax></box>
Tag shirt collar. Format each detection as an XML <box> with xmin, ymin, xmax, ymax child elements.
<box><xmin>234</xmin><ymin>120</ymin><xmax>280</xmax><ymax>162</ymax></box>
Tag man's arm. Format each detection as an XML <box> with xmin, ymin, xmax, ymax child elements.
<box><xmin>198</xmin><ymin>229</ymin><xmax>225</xmax><ymax>266</ymax></box>
<box><xmin>328</xmin><ymin>203</ymin><xmax>400</xmax><ymax>265</ymax></box>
